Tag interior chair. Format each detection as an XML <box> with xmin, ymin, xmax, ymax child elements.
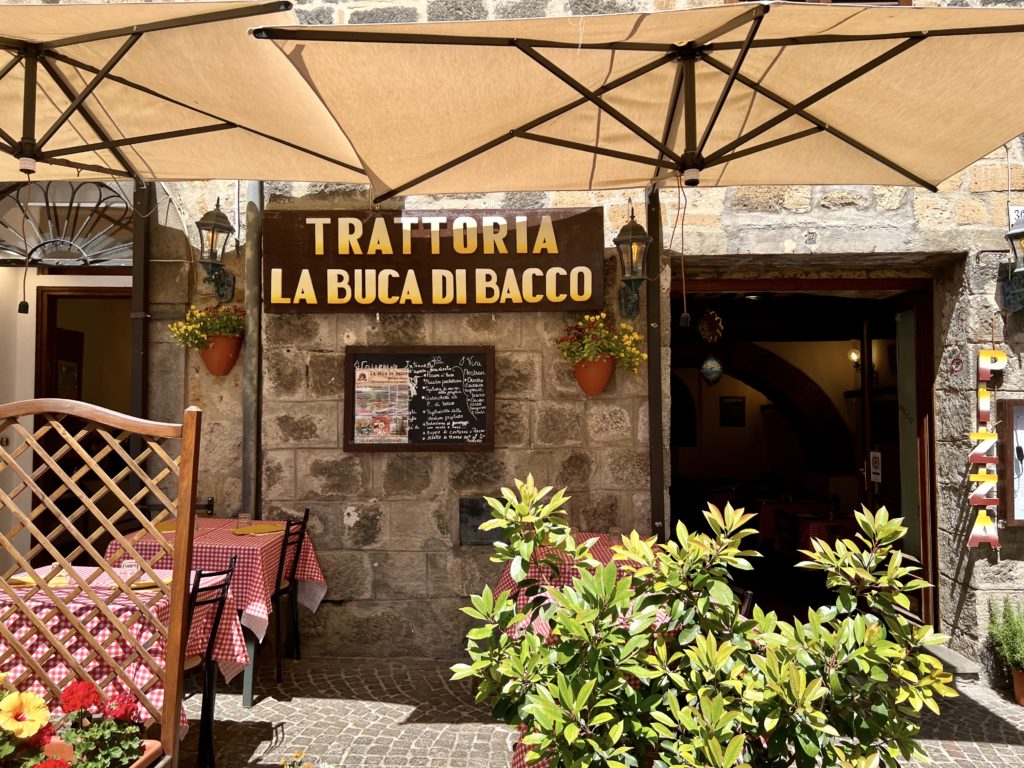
<box><xmin>272</xmin><ymin>509</ymin><xmax>310</xmax><ymax>683</ymax></box>
<box><xmin>185</xmin><ymin>556</ymin><xmax>237</xmax><ymax>768</ymax></box>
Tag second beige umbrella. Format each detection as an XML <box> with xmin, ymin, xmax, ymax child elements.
<box><xmin>256</xmin><ymin>1</ymin><xmax>1024</xmax><ymax>201</ymax></box>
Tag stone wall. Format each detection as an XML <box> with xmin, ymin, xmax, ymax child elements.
<box><xmin>258</xmin><ymin>188</ymin><xmax>662</xmax><ymax>658</ymax></box>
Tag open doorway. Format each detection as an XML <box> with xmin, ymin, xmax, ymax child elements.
<box><xmin>669</xmin><ymin>282</ymin><xmax>935</xmax><ymax>623</ymax></box>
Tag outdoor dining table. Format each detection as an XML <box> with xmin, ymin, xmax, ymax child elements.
<box><xmin>0</xmin><ymin>565</ymin><xmax>249</xmax><ymax>728</ymax></box>
<box><xmin>104</xmin><ymin>517</ymin><xmax>328</xmax><ymax>707</ymax></box>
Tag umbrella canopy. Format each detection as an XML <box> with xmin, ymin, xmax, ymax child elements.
<box><xmin>0</xmin><ymin>0</ymin><xmax>364</xmax><ymax>183</ymax></box>
<box><xmin>256</xmin><ymin>1</ymin><xmax>1024</xmax><ymax>202</ymax></box>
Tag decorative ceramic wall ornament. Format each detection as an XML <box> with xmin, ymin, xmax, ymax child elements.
<box><xmin>698</xmin><ymin>309</ymin><xmax>724</xmax><ymax>343</ymax></box>
<box><xmin>700</xmin><ymin>357</ymin><xmax>723</xmax><ymax>386</ymax></box>
<box><xmin>968</xmin><ymin>348</ymin><xmax>1008</xmax><ymax>549</ymax></box>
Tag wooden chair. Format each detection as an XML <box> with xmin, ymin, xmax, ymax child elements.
<box><xmin>272</xmin><ymin>509</ymin><xmax>310</xmax><ymax>683</ymax></box>
<box><xmin>0</xmin><ymin>398</ymin><xmax>201</xmax><ymax>765</ymax></box>
<box><xmin>185</xmin><ymin>556</ymin><xmax>236</xmax><ymax>768</ymax></box>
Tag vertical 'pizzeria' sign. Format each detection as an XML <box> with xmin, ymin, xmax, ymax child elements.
<box><xmin>262</xmin><ymin>207</ymin><xmax>604</xmax><ymax>313</ymax></box>
<box><xmin>969</xmin><ymin>348</ymin><xmax>1007</xmax><ymax>548</ymax></box>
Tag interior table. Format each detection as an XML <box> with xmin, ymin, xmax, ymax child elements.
<box><xmin>0</xmin><ymin>565</ymin><xmax>249</xmax><ymax>728</ymax></box>
<box><xmin>105</xmin><ymin>517</ymin><xmax>327</xmax><ymax>707</ymax></box>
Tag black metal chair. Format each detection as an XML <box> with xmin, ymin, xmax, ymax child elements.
<box><xmin>185</xmin><ymin>555</ymin><xmax>237</xmax><ymax>768</ymax></box>
<box><xmin>272</xmin><ymin>509</ymin><xmax>310</xmax><ymax>683</ymax></box>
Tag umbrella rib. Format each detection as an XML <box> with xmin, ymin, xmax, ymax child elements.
<box><xmin>45</xmin><ymin>51</ymin><xmax>365</xmax><ymax>176</ymax></box>
<box><xmin>704</xmin><ymin>126</ymin><xmax>824</xmax><ymax>168</ymax></box>
<box><xmin>36</xmin><ymin>34</ymin><xmax>141</xmax><ymax>151</ymax></box>
<box><xmin>704</xmin><ymin>37</ymin><xmax>923</xmax><ymax>165</ymax></box>
<box><xmin>39</xmin><ymin>57</ymin><xmax>143</xmax><ymax>183</ymax></box>
<box><xmin>0</xmin><ymin>51</ymin><xmax>23</xmax><ymax>87</ymax></box>
<box><xmin>689</xmin><ymin>3</ymin><xmax>771</xmax><ymax>48</ymax></box>
<box><xmin>42</xmin><ymin>123</ymin><xmax>235</xmax><ymax>159</ymax></box>
<box><xmin>705</xmin><ymin>24</ymin><xmax>1024</xmax><ymax>51</ymax></box>
<box><xmin>43</xmin><ymin>1</ymin><xmax>293</xmax><ymax>51</ymax></box>
<box><xmin>0</xmin><ymin>143</ymin><xmax>132</xmax><ymax>178</ymax></box>
<box><xmin>515</xmin><ymin>43</ymin><xmax>682</xmax><ymax>165</ymax></box>
<box><xmin>371</xmin><ymin>50</ymin><xmax>678</xmax><ymax>203</ymax></box>
<box><xmin>252</xmin><ymin>27</ymin><xmax>674</xmax><ymax>52</ymax></box>
<box><xmin>515</xmin><ymin>131</ymin><xmax>676</xmax><ymax>170</ymax></box>
<box><xmin>696</xmin><ymin>12</ymin><xmax>764</xmax><ymax>159</ymax></box>
<box><xmin>653</xmin><ymin>60</ymin><xmax>686</xmax><ymax>179</ymax></box>
<box><xmin>703</xmin><ymin>54</ymin><xmax>936</xmax><ymax>191</ymax></box>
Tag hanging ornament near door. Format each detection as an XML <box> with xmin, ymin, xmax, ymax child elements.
<box><xmin>698</xmin><ymin>309</ymin><xmax>724</xmax><ymax>343</ymax></box>
<box><xmin>700</xmin><ymin>356</ymin><xmax>723</xmax><ymax>386</ymax></box>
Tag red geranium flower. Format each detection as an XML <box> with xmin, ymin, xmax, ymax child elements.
<box><xmin>103</xmin><ymin>692</ymin><xmax>139</xmax><ymax>723</ymax></box>
<box><xmin>36</xmin><ymin>760</ymin><xmax>72</xmax><ymax>768</ymax></box>
<box><xmin>25</xmin><ymin>721</ymin><xmax>56</xmax><ymax>748</ymax></box>
<box><xmin>60</xmin><ymin>680</ymin><xmax>103</xmax><ymax>714</ymax></box>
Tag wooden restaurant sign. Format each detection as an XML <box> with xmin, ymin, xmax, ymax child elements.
<box><xmin>262</xmin><ymin>207</ymin><xmax>604</xmax><ymax>313</ymax></box>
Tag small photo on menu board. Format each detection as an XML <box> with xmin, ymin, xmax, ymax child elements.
<box><xmin>344</xmin><ymin>346</ymin><xmax>495</xmax><ymax>452</ymax></box>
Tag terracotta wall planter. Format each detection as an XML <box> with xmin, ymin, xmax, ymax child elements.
<box><xmin>44</xmin><ymin>737</ymin><xmax>162</xmax><ymax>767</ymax></box>
<box><xmin>199</xmin><ymin>333</ymin><xmax>243</xmax><ymax>376</ymax></box>
<box><xmin>573</xmin><ymin>356</ymin><xmax>615</xmax><ymax>396</ymax></box>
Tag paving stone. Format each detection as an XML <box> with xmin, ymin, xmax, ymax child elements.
<box><xmin>179</xmin><ymin>659</ymin><xmax>1024</xmax><ymax>768</ymax></box>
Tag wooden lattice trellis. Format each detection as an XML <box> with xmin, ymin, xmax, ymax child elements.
<box><xmin>0</xmin><ymin>398</ymin><xmax>201</xmax><ymax>758</ymax></box>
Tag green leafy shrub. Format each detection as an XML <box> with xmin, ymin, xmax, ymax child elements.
<box><xmin>453</xmin><ymin>476</ymin><xmax>956</xmax><ymax>768</ymax></box>
<box><xmin>988</xmin><ymin>596</ymin><xmax>1024</xmax><ymax>670</ymax></box>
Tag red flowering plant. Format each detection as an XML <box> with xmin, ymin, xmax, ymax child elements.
<box><xmin>58</xmin><ymin>682</ymin><xmax>142</xmax><ymax>768</ymax></box>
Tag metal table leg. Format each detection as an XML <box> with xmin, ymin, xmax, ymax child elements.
<box><xmin>242</xmin><ymin>628</ymin><xmax>257</xmax><ymax>708</ymax></box>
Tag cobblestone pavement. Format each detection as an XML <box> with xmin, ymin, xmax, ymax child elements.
<box><xmin>179</xmin><ymin>657</ymin><xmax>1024</xmax><ymax>767</ymax></box>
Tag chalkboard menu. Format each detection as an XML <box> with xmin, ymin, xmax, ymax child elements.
<box><xmin>343</xmin><ymin>346</ymin><xmax>494</xmax><ymax>452</ymax></box>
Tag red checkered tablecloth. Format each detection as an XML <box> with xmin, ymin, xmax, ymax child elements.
<box><xmin>495</xmin><ymin>533</ymin><xmax>636</xmax><ymax>768</ymax></box>
<box><xmin>0</xmin><ymin>566</ymin><xmax>249</xmax><ymax>729</ymax></box>
<box><xmin>106</xmin><ymin>517</ymin><xmax>327</xmax><ymax>641</ymax></box>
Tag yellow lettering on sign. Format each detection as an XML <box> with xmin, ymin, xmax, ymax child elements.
<box><xmin>397</xmin><ymin>216</ymin><xmax>418</xmax><ymax>254</ymax></box>
<box><xmin>422</xmin><ymin>216</ymin><xmax>445</xmax><ymax>255</ymax></box>
<box><xmin>378</xmin><ymin>269</ymin><xmax>400</xmax><ymax>305</ymax></box>
<box><xmin>482</xmin><ymin>216</ymin><xmax>509</xmax><ymax>255</ymax></box>
<box><xmin>306</xmin><ymin>218</ymin><xmax>331</xmax><ymax>256</ymax></box>
<box><xmin>568</xmin><ymin>267</ymin><xmax>591</xmax><ymax>301</ymax></box>
<box><xmin>338</xmin><ymin>218</ymin><xmax>362</xmax><ymax>255</ymax></box>
<box><xmin>355</xmin><ymin>270</ymin><xmax>376</xmax><ymax>305</ymax></box>
<box><xmin>475</xmin><ymin>269</ymin><xmax>499</xmax><ymax>304</ymax></box>
<box><xmin>399</xmin><ymin>271</ymin><xmax>423</xmax><ymax>304</ymax></box>
<box><xmin>453</xmin><ymin>216</ymin><xmax>478</xmax><ymax>255</ymax></box>
<box><xmin>269</xmin><ymin>268</ymin><xmax>290</xmax><ymax>304</ymax></box>
<box><xmin>455</xmin><ymin>268</ymin><xmax>468</xmax><ymax>304</ymax></box>
<box><xmin>432</xmin><ymin>269</ymin><xmax>454</xmax><ymax>305</ymax></box>
<box><xmin>533</xmin><ymin>215</ymin><xmax>558</xmax><ymax>254</ymax></box>
<box><xmin>515</xmin><ymin>215</ymin><xmax>528</xmax><ymax>254</ymax></box>
<box><xmin>545</xmin><ymin>267</ymin><xmax>567</xmax><ymax>302</ymax></box>
<box><xmin>521</xmin><ymin>267</ymin><xmax>543</xmax><ymax>303</ymax></box>
<box><xmin>293</xmin><ymin>269</ymin><xmax>317</xmax><ymax>304</ymax></box>
<box><xmin>366</xmin><ymin>217</ymin><xmax>393</xmax><ymax>255</ymax></box>
<box><xmin>327</xmin><ymin>269</ymin><xmax>351</xmax><ymax>304</ymax></box>
<box><xmin>498</xmin><ymin>268</ymin><xmax>522</xmax><ymax>303</ymax></box>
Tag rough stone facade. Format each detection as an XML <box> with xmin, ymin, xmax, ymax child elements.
<box><xmin>258</xmin><ymin>188</ymin><xmax>658</xmax><ymax>658</ymax></box>
<box><xmin>37</xmin><ymin>0</ymin><xmax>1024</xmax><ymax>667</ymax></box>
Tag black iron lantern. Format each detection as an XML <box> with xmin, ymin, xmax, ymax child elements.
<box><xmin>196</xmin><ymin>197</ymin><xmax>236</xmax><ymax>301</ymax></box>
<box><xmin>1002</xmin><ymin>217</ymin><xmax>1024</xmax><ymax>312</ymax></box>
<box><xmin>613</xmin><ymin>200</ymin><xmax>652</xmax><ymax>318</ymax></box>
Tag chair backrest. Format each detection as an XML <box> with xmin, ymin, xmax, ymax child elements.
<box><xmin>0</xmin><ymin>398</ymin><xmax>201</xmax><ymax>756</ymax></box>
<box><xmin>275</xmin><ymin>508</ymin><xmax>310</xmax><ymax>589</ymax></box>
<box><xmin>187</xmin><ymin>555</ymin><xmax>236</xmax><ymax>662</ymax></box>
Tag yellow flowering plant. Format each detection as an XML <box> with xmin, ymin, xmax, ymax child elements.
<box><xmin>555</xmin><ymin>312</ymin><xmax>647</xmax><ymax>374</ymax></box>
<box><xmin>168</xmin><ymin>304</ymin><xmax>246</xmax><ymax>351</ymax></box>
<box><xmin>0</xmin><ymin>672</ymin><xmax>54</xmax><ymax>766</ymax></box>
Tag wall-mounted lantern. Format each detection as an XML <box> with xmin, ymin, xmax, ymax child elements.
<box><xmin>196</xmin><ymin>197</ymin><xmax>236</xmax><ymax>302</ymax></box>
<box><xmin>848</xmin><ymin>348</ymin><xmax>862</xmax><ymax>372</ymax></box>
<box><xmin>613</xmin><ymin>200</ymin><xmax>652</xmax><ymax>319</ymax></box>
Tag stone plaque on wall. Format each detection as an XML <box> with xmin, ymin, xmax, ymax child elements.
<box><xmin>262</xmin><ymin>207</ymin><xmax>604</xmax><ymax>313</ymax></box>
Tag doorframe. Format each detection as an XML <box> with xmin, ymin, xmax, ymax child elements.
<box><xmin>34</xmin><ymin>286</ymin><xmax>133</xmax><ymax>401</ymax></box>
<box><xmin>675</xmin><ymin>277</ymin><xmax>938</xmax><ymax>627</ymax></box>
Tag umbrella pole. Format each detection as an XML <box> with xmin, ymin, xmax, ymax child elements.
<box><xmin>645</xmin><ymin>185</ymin><xmax>666</xmax><ymax>542</ymax></box>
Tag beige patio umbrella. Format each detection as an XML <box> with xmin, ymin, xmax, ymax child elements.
<box><xmin>255</xmin><ymin>1</ymin><xmax>1024</xmax><ymax>203</ymax></box>
<box><xmin>0</xmin><ymin>0</ymin><xmax>365</xmax><ymax>184</ymax></box>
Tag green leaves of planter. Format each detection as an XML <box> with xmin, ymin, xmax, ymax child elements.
<box><xmin>453</xmin><ymin>485</ymin><xmax>956</xmax><ymax>768</ymax></box>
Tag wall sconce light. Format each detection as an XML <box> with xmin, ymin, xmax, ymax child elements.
<box><xmin>848</xmin><ymin>348</ymin><xmax>862</xmax><ymax>372</ymax></box>
<box><xmin>613</xmin><ymin>199</ymin><xmax>652</xmax><ymax>319</ymax></box>
<box><xmin>196</xmin><ymin>197</ymin><xmax>236</xmax><ymax>302</ymax></box>
<box><xmin>1002</xmin><ymin>215</ymin><xmax>1024</xmax><ymax>312</ymax></box>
